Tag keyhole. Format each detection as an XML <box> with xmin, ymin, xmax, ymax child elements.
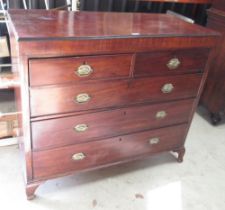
<box><xmin>119</xmin><ymin>138</ymin><xmax>122</xmax><ymax>142</ymax></box>
<box><xmin>124</xmin><ymin>111</ymin><xmax>126</xmax><ymax>115</ymax></box>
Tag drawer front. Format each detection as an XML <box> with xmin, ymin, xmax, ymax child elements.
<box><xmin>33</xmin><ymin>124</ymin><xmax>187</xmax><ymax>179</ymax></box>
<box><xmin>134</xmin><ymin>49</ymin><xmax>209</xmax><ymax>76</ymax></box>
<box><xmin>29</xmin><ymin>54</ymin><xmax>132</xmax><ymax>86</ymax></box>
<box><xmin>30</xmin><ymin>74</ymin><xmax>202</xmax><ymax>117</ymax></box>
<box><xmin>32</xmin><ymin>99</ymin><xmax>194</xmax><ymax>150</ymax></box>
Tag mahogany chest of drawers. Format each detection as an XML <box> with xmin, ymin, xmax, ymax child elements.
<box><xmin>7</xmin><ymin>10</ymin><xmax>219</xmax><ymax>200</ymax></box>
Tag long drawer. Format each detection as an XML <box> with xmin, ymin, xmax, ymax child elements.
<box><xmin>33</xmin><ymin>124</ymin><xmax>187</xmax><ymax>179</ymax></box>
<box><xmin>32</xmin><ymin>99</ymin><xmax>194</xmax><ymax>150</ymax></box>
<box><xmin>29</xmin><ymin>54</ymin><xmax>132</xmax><ymax>86</ymax></box>
<box><xmin>30</xmin><ymin>74</ymin><xmax>202</xmax><ymax>117</ymax></box>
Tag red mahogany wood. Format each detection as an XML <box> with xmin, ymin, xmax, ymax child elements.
<box><xmin>7</xmin><ymin>11</ymin><xmax>218</xmax><ymax>58</ymax></box>
<box><xmin>32</xmin><ymin>99</ymin><xmax>194</xmax><ymax>150</ymax></box>
<box><xmin>8</xmin><ymin>10</ymin><xmax>217</xmax><ymax>41</ymax></box>
<box><xmin>7</xmin><ymin>10</ymin><xmax>219</xmax><ymax>199</ymax></box>
<box><xmin>18</xmin><ymin>37</ymin><xmax>218</xmax><ymax>58</ymax></box>
<box><xmin>200</xmin><ymin>4</ymin><xmax>225</xmax><ymax>124</ymax></box>
<box><xmin>211</xmin><ymin>0</ymin><xmax>225</xmax><ymax>10</ymax></box>
<box><xmin>134</xmin><ymin>49</ymin><xmax>209</xmax><ymax>77</ymax></box>
<box><xmin>33</xmin><ymin>124</ymin><xmax>187</xmax><ymax>179</ymax></box>
<box><xmin>29</xmin><ymin>54</ymin><xmax>132</xmax><ymax>86</ymax></box>
<box><xmin>30</xmin><ymin>74</ymin><xmax>202</xmax><ymax>117</ymax></box>
<box><xmin>26</xmin><ymin>181</ymin><xmax>43</xmax><ymax>200</ymax></box>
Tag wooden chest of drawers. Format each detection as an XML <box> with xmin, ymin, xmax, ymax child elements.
<box><xmin>200</xmin><ymin>1</ymin><xmax>225</xmax><ymax>124</ymax></box>
<box><xmin>7</xmin><ymin>10</ymin><xmax>219</xmax><ymax>200</ymax></box>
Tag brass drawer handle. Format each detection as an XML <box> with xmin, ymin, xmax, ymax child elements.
<box><xmin>76</xmin><ymin>64</ymin><xmax>93</xmax><ymax>77</ymax></box>
<box><xmin>75</xmin><ymin>93</ymin><xmax>91</xmax><ymax>103</ymax></box>
<box><xmin>161</xmin><ymin>83</ymin><xmax>174</xmax><ymax>94</ymax></box>
<box><xmin>72</xmin><ymin>152</ymin><xmax>86</xmax><ymax>161</ymax></box>
<box><xmin>167</xmin><ymin>58</ymin><xmax>181</xmax><ymax>70</ymax></box>
<box><xmin>149</xmin><ymin>137</ymin><xmax>160</xmax><ymax>145</ymax></box>
<box><xmin>74</xmin><ymin>124</ymin><xmax>88</xmax><ymax>132</ymax></box>
<box><xmin>156</xmin><ymin>110</ymin><xmax>167</xmax><ymax>119</ymax></box>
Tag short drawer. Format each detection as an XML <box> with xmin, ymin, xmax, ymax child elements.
<box><xmin>134</xmin><ymin>49</ymin><xmax>209</xmax><ymax>76</ymax></box>
<box><xmin>30</xmin><ymin>74</ymin><xmax>202</xmax><ymax>117</ymax></box>
<box><xmin>33</xmin><ymin>124</ymin><xmax>187</xmax><ymax>179</ymax></box>
<box><xmin>29</xmin><ymin>54</ymin><xmax>132</xmax><ymax>86</ymax></box>
<box><xmin>32</xmin><ymin>99</ymin><xmax>194</xmax><ymax>150</ymax></box>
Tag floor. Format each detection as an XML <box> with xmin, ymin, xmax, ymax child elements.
<box><xmin>0</xmin><ymin>112</ymin><xmax>225</xmax><ymax>210</ymax></box>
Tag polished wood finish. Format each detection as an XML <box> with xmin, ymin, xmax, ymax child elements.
<box><xmin>32</xmin><ymin>99</ymin><xmax>194</xmax><ymax>150</ymax></box>
<box><xmin>173</xmin><ymin>146</ymin><xmax>186</xmax><ymax>163</ymax></box>
<box><xmin>200</xmin><ymin>3</ymin><xmax>225</xmax><ymax>124</ymax></box>
<box><xmin>7</xmin><ymin>10</ymin><xmax>218</xmax><ymax>199</ymax></box>
<box><xmin>33</xmin><ymin>124</ymin><xmax>187</xmax><ymax>179</ymax></box>
<box><xmin>25</xmin><ymin>181</ymin><xmax>43</xmax><ymax>200</ymax></box>
<box><xmin>18</xmin><ymin>37</ymin><xmax>217</xmax><ymax>57</ymax></box>
<box><xmin>210</xmin><ymin>0</ymin><xmax>225</xmax><ymax>10</ymax></box>
<box><xmin>8</xmin><ymin>10</ymin><xmax>217</xmax><ymax>41</ymax></box>
<box><xmin>29</xmin><ymin>54</ymin><xmax>132</xmax><ymax>86</ymax></box>
<box><xmin>30</xmin><ymin>74</ymin><xmax>201</xmax><ymax>117</ymax></box>
<box><xmin>135</xmin><ymin>49</ymin><xmax>209</xmax><ymax>77</ymax></box>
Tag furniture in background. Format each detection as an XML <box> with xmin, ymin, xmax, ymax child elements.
<box><xmin>0</xmin><ymin>1</ymin><xmax>18</xmax><ymax>139</ymax></box>
<box><xmin>8</xmin><ymin>9</ymin><xmax>218</xmax><ymax>199</ymax></box>
<box><xmin>200</xmin><ymin>0</ymin><xmax>225</xmax><ymax>125</ymax></box>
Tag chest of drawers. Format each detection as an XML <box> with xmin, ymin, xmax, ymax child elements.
<box><xmin>7</xmin><ymin>10</ymin><xmax>219</xmax><ymax>200</ymax></box>
<box><xmin>200</xmin><ymin>2</ymin><xmax>225</xmax><ymax>124</ymax></box>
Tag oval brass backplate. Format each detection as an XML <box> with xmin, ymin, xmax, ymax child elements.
<box><xmin>161</xmin><ymin>83</ymin><xmax>174</xmax><ymax>94</ymax></box>
<box><xmin>72</xmin><ymin>152</ymin><xmax>86</xmax><ymax>161</ymax></box>
<box><xmin>75</xmin><ymin>93</ymin><xmax>91</xmax><ymax>104</ymax></box>
<box><xmin>149</xmin><ymin>137</ymin><xmax>160</xmax><ymax>145</ymax></box>
<box><xmin>76</xmin><ymin>64</ymin><xmax>93</xmax><ymax>77</ymax></box>
<box><xmin>167</xmin><ymin>58</ymin><xmax>181</xmax><ymax>70</ymax></box>
<box><xmin>74</xmin><ymin>124</ymin><xmax>88</xmax><ymax>132</ymax></box>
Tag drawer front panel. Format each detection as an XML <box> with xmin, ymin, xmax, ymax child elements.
<box><xmin>32</xmin><ymin>99</ymin><xmax>194</xmax><ymax>150</ymax></box>
<box><xmin>33</xmin><ymin>124</ymin><xmax>187</xmax><ymax>179</ymax></box>
<box><xmin>29</xmin><ymin>54</ymin><xmax>132</xmax><ymax>86</ymax></box>
<box><xmin>135</xmin><ymin>49</ymin><xmax>209</xmax><ymax>76</ymax></box>
<box><xmin>30</xmin><ymin>74</ymin><xmax>202</xmax><ymax>117</ymax></box>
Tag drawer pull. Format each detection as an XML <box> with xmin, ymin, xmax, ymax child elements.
<box><xmin>75</xmin><ymin>93</ymin><xmax>91</xmax><ymax>103</ymax></box>
<box><xmin>76</xmin><ymin>64</ymin><xmax>93</xmax><ymax>77</ymax></box>
<box><xmin>156</xmin><ymin>110</ymin><xmax>167</xmax><ymax>119</ymax></box>
<box><xmin>161</xmin><ymin>83</ymin><xmax>174</xmax><ymax>94</ymax></box>
<box><xmin>72</xmin><ymin>152</ymin><xmax>86</xmax><ymax>161</ymax></box>
<box><xmin>167</xmin><ymin>58</ymin><xmax>181</xmax><ymax>70</ymax></box>
<box><xmin>149</xmin><ymin>137</ymin><xmax>160</xmax><ymax>145</ymax></box>
<box><xmin>74</xmin><ymin>124</ymin><xmax>88</xmax><ymax>132</ymax></box>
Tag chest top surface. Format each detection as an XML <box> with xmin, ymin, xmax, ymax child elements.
<box><xmin>212</xmin><ymin>0</ymin><xmax>225</xmax><ymax>11</ymax></box>
<box><xmin>8</xmin><ymin>9</ymin><xmax>218</xmax><ymax>41</ymax></box>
